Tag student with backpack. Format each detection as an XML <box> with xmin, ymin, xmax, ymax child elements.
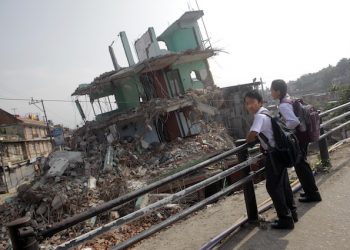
<box><xmin>245</xmin><ymin>90</ymin><xmax>297</xmax><ymax>229</ymax></box>
<box><xmin>271</xmin><ymin>79</ymin><xmax>322</xmax><ymax>203</ymax></box>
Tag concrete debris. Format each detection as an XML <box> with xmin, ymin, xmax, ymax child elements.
<box><xmin>88</xmin><ymin>176</ymin><xmax>97</xmax><ymax>190</ymax></box>
<box><xmin>110</xmin><ymin>211</ymin><xmax>120</xmax><ymax>220</ymax></box>
<box><xmin>88</xmin><ymin>216</ymin><xmax>97</xmax><ymax>227</ymax></box>
<box><xmin>103</xmin><ymin>146</ymin><xmax>116</xmax><ymax>172</ymax></box>
<box><xmin>49</xmin><ymin>151</ymin><xmax>83</xmax><ymax>163</ymax></box>
<box><xmin>47</xmin><ymin>151</ymin><xmax>83</xmax><ymax>177</ymax></box>
<box><xmin>36</xmin><ymin>202</ymin><xmax>48</xmax><ymax>215</ymax></box>
<box><xmin>141</xmin><ymin>139</ymin><xmax>150</xmax><ymax>149</ymax></box>
<box><xmin>51</xmin><ymin>194</ymin><xmax>68</xmax><ymax>210</ymax></box>
<box><xmin>106</xmin><ymin>133</ymin><xmax>115</xmax><ymax>145</ymax></box>
<box><xmin>135</xmin><ymin>194</ymin><xmax>150</xmax><ymax>210</ymax></box>
<box><xmin>0</xmin><ymin>94</ymin><xmax>235</xmax><ymax>248</ymax></box>
<box><xmin>47</xmin><ymin>158</ymin><xmax>69</xmax><ymax>177</ymax></box>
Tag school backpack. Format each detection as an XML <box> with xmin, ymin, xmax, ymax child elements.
<box><xmin>260</xmin><ymin>111</ymin><xmax>301</xmax><ymax>168</ymax></box>
<box><xmin>281</xmin><ymin>99</ymin><xmax>320</xmax><ymax>143</ymax></box>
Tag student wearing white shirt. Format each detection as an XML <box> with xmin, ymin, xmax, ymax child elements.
<box><xmin>245</xmin><ymin>90</ymin><xmax>296</xmax><ymax>230</ymax></box>
<box><xmin>271</xmin><ymin>79</ymin><xmax>322</xmax><ymax>203</ymax></box>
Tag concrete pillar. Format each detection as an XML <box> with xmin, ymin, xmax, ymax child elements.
<box><xmin>108</xmin><ymin>45</ymin><xmax>121</xmax><ymax>71</ymax></box>
<box><xmin>119</xmin><ymin>31</ymin><xmax>135</xmax><ymax>66</ymax></box>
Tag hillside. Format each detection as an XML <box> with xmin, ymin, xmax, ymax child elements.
<box><xmin>288</xmin><ymin>58</ymin><xmax>350</xmax><ymax>95</ymax></box>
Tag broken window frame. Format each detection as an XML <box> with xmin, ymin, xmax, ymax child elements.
<box><xmin>91</xmin><ymin>95</ymin><xmax>118</xmax><ymax>116</ymax></box>
<box><xmin>190</xmin><ymin>70</ymin><xmax>201</xmax><ymax>82</ymax></box>
<box><xmin>139</xmin><ymin>74</ymin><xmax>157</xmax><ymax>101</ymax></box>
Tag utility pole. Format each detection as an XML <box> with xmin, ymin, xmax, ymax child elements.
<box><xmin>29</xmin><ymin>98</ymin><xmax>54</xmax><ymax>148</ymax></box>
<box><xmin>11</xmin><ymin>108</ymin><xmax>17</xmax><ymax>116</ymax></box>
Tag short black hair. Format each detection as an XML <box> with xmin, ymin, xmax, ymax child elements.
<box><xmin>271</xmin><ymin>79</ymin><xmax>287</xmax><ymax>99</ymax></box>
<box><xmin>244</xmin><ymin>90</ymin><xmax>263</xmax><ymax>103</ymax></box>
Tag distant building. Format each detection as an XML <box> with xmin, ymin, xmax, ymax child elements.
<box><xmin>0</xmin><ymin>109</ymin><xmax>53</xmax><ymax>166</ymax></box>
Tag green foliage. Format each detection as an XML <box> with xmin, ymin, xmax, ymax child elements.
<box><xmin>339</xmin><ymin>85</ymin><xmax>350</xmax><ymax>104</ymax></box>
<box><xmin>289</xmin><ymin>58</ymin><xmax>350</xmax><ymax>94</ymax></box>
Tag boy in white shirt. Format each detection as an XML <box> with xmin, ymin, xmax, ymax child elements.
<box><xmin>271</xmin><ymin>79</ymin><xmax>322</xmax><ymax>202</ymax></box>
<box><xmin>245</xmin><ymin>90</ymin><xmax>296</xmax><ymax>229</ymax></box>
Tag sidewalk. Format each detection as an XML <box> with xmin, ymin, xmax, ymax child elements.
<box><xmin>219</xmin><ymin>142</ymin><xmax>350</xmax><ymax>250</ymax></box>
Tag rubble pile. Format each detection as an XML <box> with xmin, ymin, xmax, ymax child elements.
<box><xmin>0</xmin><ymin>106</ymin><xmax>234</xmax><ymax>248</ymax></box>
<box><xmin>75</xmin><ymin>119</ymin><xmax>234</xmax><ymax>185</ymax></box>
<box><xmin>0</xmin><ymin>165</ymin><xmax>127</xmax><ymax>248</ymax></box>
<box><xmin>43</xmin><ymin>205</ymin><xmax>182</xmax><ymax>248</ymax></box>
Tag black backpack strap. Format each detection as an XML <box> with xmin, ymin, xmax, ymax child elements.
<box><xmin>257</xmin><ymin>111</ymin><xmax>274</xmax><ymax>150</ymax></box>
<box><xmin>260</xmin><ymin>110</ymin><xmax>272</xmax><ymax>118</ymax></box>
<box><xmin>258</xmin><ymin>132</ymin><xmax>269</xmax><ymax>146</ymax></box>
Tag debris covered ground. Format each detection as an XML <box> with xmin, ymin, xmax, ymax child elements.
<box><xmin>0</xmin><ymin>112</ymin><xmax>234</xmax><ymax>249</ymax></box>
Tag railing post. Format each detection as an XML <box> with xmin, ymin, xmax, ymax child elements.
<box><xmin>6</xmin><ymin>216</ymin><xmax>39</xmax><ymax>250</ymax></box>
<box><xmin>235</xmin><ymin>139</ymin><xmax>259</xmax><ymax>222</ymax></box>
<box><xmin>318</xmin><ymin>115</ymin><xmax>330</xmax><ymax>167</ymax></box>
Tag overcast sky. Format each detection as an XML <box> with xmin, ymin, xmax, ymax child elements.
<box><xmin>1</xmin><ymin>0</ymin><xmax>349</xmax><ymax>128</ymax></box>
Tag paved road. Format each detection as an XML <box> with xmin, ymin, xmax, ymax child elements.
<box><xmin>219</xmin><ymin>144</ymin><xmax>350</xmax><ymax>250</ymax></box>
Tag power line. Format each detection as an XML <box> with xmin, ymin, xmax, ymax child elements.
<box><xmin>0</xmin><ymin>97</ymin><xmax>135</xmax><ymax>104</ymax></box>
<box><xmin>0</xmin><ymin>97</ymin><xmax>82</xmax><ymax>103</ymax></box>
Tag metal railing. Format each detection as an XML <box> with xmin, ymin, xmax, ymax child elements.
<box><xmin>199</xmin><ymin>100</ymin><xmax>350</xmax><ymax>250</ymax></box>
<box><xmin>6</xmin><ymin>101</ymin><xmax>350</xmax><ymax>250</ymax></box>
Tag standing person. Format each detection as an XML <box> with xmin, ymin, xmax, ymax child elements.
<box><xmin>271</xmin><ymin>79</ymin><xmax>322</xmax><ymax>203</ymax></box>
<box><xmin>245</xmin><ymin>90</ymin><xmax>296</xmax><ymax>229</ymax></box>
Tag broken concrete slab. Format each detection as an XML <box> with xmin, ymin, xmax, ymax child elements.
<box><xmin>47</xmin><ymin>158</ymin><xmax>69</xmax><ymax>177</ymax></box>
<box><xmin>106</xmin><ymin>133</ymin><xmax>114</xmax><ymax>144</ymax></box>
<box><xmin>135</xmin><ymin>193</ymin><xmax>149</xmax><ymax>210</ymax></box>
<box><xmin>49</xmin><ymin>151</ymin><xmax>83</xmax><ymax>163</ymax></box>
<box><xmin>47</xmin><ymin>151</ymin><xmax>84</xmax><ymax>177</ymax></box>
<box><xmin>88</xmin><ymin>176</ymin><xmax>97</xmax><ymax>190</ymax></box>
<box><xmin>196</xmin><ymin>102</ymin><xmax>218</xmax><ymax>116</ymax></box>
<box><xmin>36</xmin><ymin>202</ymin><xmax>47</xmax><ymax>216</ymax></box>
<box><xmin>141</xmin><ymin>140</ymin><xmax>150</xmax><ymax>149</ymax></box>
<box><xmin>103</xmin><ymin>146</ymin><xmax>115</xmax><ymax>172</ymax></box>
<box><xmin>51</xmin><ymin>194</ymin><xmax>68</xmax><ymax>210</ymax></box>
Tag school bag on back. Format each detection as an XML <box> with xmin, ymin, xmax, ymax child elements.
<box><xmin>281</xmin><ymin>98</ymin><xmax>320</xmax><ymax>143</ymax></box>
<box><xmin>260</xmin><ymin>111</ymin><xmax>301</xmax><ymax>168</ymax></box>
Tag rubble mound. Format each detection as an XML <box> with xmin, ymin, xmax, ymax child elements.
<box><xmin>0</xmin><ymin>120</ymin><xmax>234</xmax><ymax>248</ymax></box>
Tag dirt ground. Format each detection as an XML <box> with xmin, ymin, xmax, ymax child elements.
<box><xmin>132</xmin><ymin>141</ymin><xmax>350</xmax><ymax>250</ymax></box>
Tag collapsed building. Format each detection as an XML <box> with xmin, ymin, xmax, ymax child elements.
<box><xmin>72</xmin><ymin>11</ymin><xmax>219</xmax><ymax>145</ymax></box>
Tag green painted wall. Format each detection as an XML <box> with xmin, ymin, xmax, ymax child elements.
<box><xmin>114</xmin><ymin>77</ymin><xmax>141</xmax><ymax>110</ymax></box>
<box><xmin>171</xmin><ymin>60</ymin><xmax>207</xmax><ymax>91</ymax></box>
<box><xmin>92</xmin><ymin>77</ymin><xmax>142</xmax><ymax>121</ymax></box>
<box><xmin>164</xmin><ymin>27</ymin><xmax>199</xmax><ymax>52</ymax></box>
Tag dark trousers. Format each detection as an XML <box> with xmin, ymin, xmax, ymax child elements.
<box><xmin>265</xmin><ymin>152</ymin><xmax>296</xmax><ymax>219</ymax></box>
<box><xmin>294</xmin><ymin>142</ymin><xmax>319</xmax><ymax>195</ymax></box>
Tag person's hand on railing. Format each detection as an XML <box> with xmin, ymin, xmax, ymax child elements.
<box><xmin>247</xmin><ymin>138</ymin><xmax>259</xmax><ymax>148</ymax></box>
